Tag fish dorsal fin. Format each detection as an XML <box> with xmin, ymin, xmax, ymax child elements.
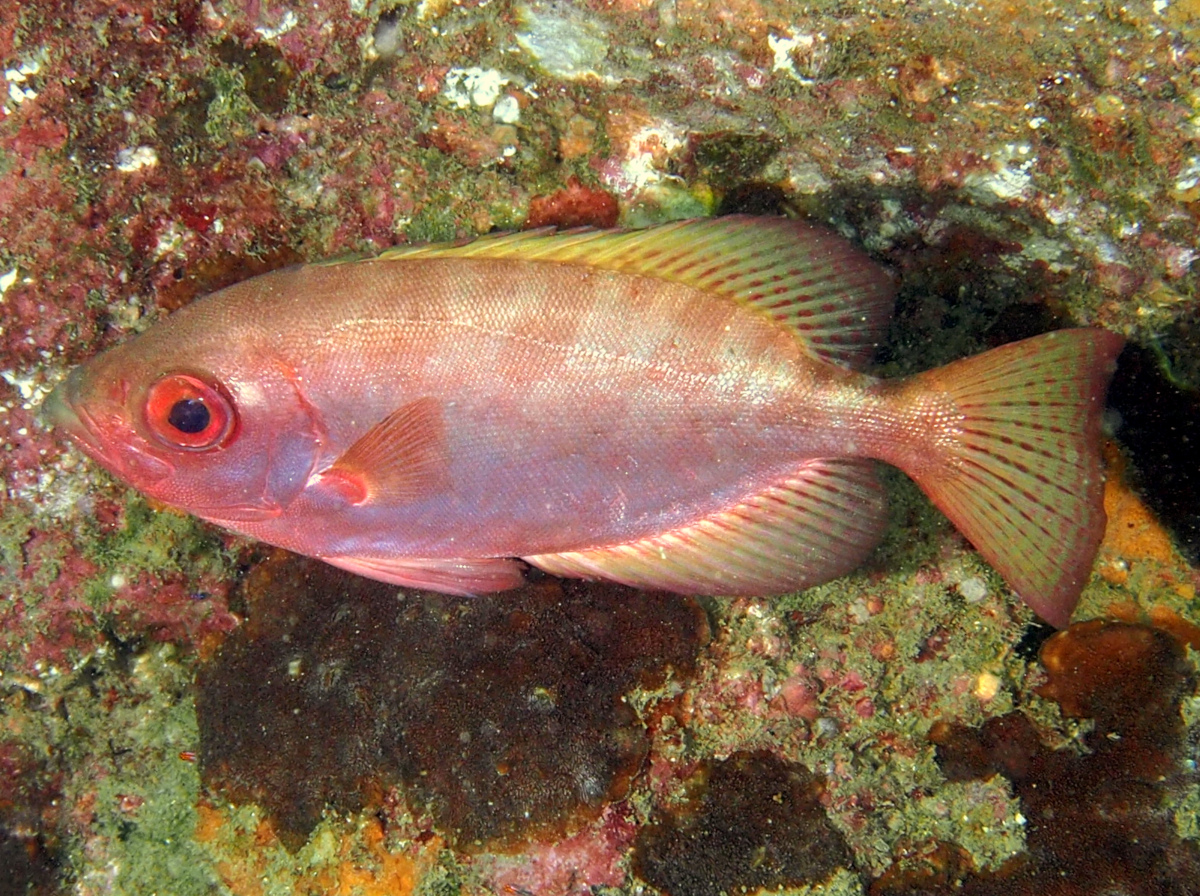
<box><xmin>376</xmin><ymin>215</ymin><xmax>895</xmax><ymax>369</ymax></box>
<box><xmin>525</xmin><ymin>458</ymin><xmax>887</xmax><ymax>595</ymax></box>
<box><xmin>317</xmin><ymin>397</ymin><xmax>450</xmax><ymax>505</ymax></box>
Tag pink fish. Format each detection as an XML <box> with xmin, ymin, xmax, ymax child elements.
<box><xmin>46</xmin><ymin>216</ymin><xmax>1122</xmax><ymax>626</ymax></box>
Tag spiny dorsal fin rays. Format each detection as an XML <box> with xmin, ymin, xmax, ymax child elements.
<box><xmin>370</xmin><ymin>216</ymin><xmax>895</xmax><ymax>370</ymax></box>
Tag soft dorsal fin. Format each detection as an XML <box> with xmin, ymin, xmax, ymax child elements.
<box><xmin>316</xmin><ymin>397</ymin><xmax>450</xmax><ymax>505</ymax></box>
<box><xmin>372</xmin><ymin>216</ymin><xmax>895</xmax><ymax>369</ymax></box>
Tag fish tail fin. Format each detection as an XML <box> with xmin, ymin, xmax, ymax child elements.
<box><xmin>894</xmin><ymin>328</ymin><xmax>1124</xmax><ymax>627</ymax></box>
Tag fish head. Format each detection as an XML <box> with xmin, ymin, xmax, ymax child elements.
<box><xmin>44</xmin><ymin>288</ymin><xmax>324</xmax><ymax>527</ymax></box>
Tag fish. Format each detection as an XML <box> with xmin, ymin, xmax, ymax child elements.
<box><xmin>45</xmin><ymin>215</ymin><xmax>1123</xmax><ymax>627</ymax></box>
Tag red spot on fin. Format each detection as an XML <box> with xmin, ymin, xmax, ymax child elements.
<box><xmin>316</xmin><ymin>468</ymin><xmax>369</xmax><ymax>505</ymax></box>
<box><xmin>319</xmin><ymin>397</ymin><xmax>450</xmax><ymax>505</ymax></box>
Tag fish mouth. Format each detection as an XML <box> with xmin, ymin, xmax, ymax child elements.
<box><xmin>42</xmin><ymin>368</ymin><xmax>98</xmax><ymax>452</ymax></box>
<box><xmin>42</xmin><ymin>368</ymin><xmax>172</xmax><ymax>484</ymax></box>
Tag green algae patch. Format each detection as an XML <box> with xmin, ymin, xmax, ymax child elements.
<box><xmin>80</xmin><ymin>494</ymin><xmax>233</xmax><ymax>587</ymax></box>
<box><xmin>214</xmin><ymin>40</ymin><xmax>295</xmax><ymax>117</ymax></box>
<box><xmin>0</xmin><ymin>505</ymin><xmax>34</xmax><ymax>587</ymax></box>
<box><xmin>903</xmin><ymin>778</ymin><xmax>1026</xmax><ymax>871</ymax></box>
<box><xmin>52</xmin><ymin>644</ymin><xmax>220</xmax><ymax>896</ymax></box>
<box><xmin>201</xmin><ymin>65</ymin><xmax>262</xmax><ymax>148</ymax></box>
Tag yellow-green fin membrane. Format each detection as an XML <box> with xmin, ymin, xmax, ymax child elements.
<box><xmin>526</xmin><ymin>458</ymin><xmax>886</xmax><ymax>595</ymax></box>
<box><xmin>374</xmin><ymin>216</ymin><xmax>895</xmax><ymax>370</ymax></box>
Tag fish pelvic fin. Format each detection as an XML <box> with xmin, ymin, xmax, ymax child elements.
<box><xmin>374</xmin><ymin>215</ymin><xmax>895</xmax><ymax>370</ymax></box>
<box><xmin>525</xmin><ymin>458</ymin><xmax>887</xmax><ymax>595</ymax></box>
<box><xmin>893</xmin><ymin>328</ymin><xmax>1124</xmax><ymax>628</ymax></box>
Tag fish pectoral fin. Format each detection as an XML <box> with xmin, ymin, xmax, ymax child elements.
<box><xmin>322</xmin><ymin>554</ymin><xmax>526</xmax><ymax>595</ymax></box>
<box><xmin>526</xmin><ymin>458</ymin><xmax>887</xmax><ymax>595</ymax></box>
<box><xmin>317</xmin><ymin>397</ymin><xmax>451</xmax><ymax>506</ymax></box>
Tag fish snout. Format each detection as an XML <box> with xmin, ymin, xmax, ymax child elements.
<box><xmin>41</xmin><ymin>366</ymin><xmax>86</xmax><ymax>435</ymax></box>
<box><xmin>41</xmin><ymin>366</ymin><xmax>172</xmax><ymax>485</ymax></box>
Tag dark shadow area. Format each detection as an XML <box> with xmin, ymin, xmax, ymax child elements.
<box><xmin>196</xmin><ymin>553</ymin><xmax>709</xmax><ymax>852</ymax></box>
<box><xmin>1107</xmin><ymin>339</ymin><xmax>1200</xmax><ymax>565</ymax></box>
<box><xmin>874</xmin><ymin>620</ymin><xmax>1200</xmax><ymax>896</ymax></box>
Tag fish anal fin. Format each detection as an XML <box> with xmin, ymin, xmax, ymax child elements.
<box><xmin>526</xmin><ymin>459</ymin><xmax>887</xmax><ymax>595</ymax></box>
<box><xmin>317</xmin><ymin>397</ymin><xmax>450</xmax><ymax>505</ymax></box>
<box><xmin>323</xmin><ymin>554</ymin><xmax>526</xmax><ymax>595</ymax></box>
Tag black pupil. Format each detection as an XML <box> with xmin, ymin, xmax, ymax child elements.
<box><xmin>168</xmin><ymin>398</ymin><xmax>211</xmax><ymax>434</ymax></box>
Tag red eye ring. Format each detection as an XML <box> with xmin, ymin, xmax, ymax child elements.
<box><xmin>143</xmin><ymin>374</ymin><xmax>237</xmax><ymax>450</ymax></box>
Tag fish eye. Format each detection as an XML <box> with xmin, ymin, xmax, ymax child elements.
<box><xmin>143</xmin><ymin>373</ymin><xmax>237</xmax><ymax>450</ymax></box>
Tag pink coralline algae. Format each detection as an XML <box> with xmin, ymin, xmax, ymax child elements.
<box><xmin>482</xmin><ymin>804</ymin><xmax>637</xmax><ymax>895</ymax></box>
